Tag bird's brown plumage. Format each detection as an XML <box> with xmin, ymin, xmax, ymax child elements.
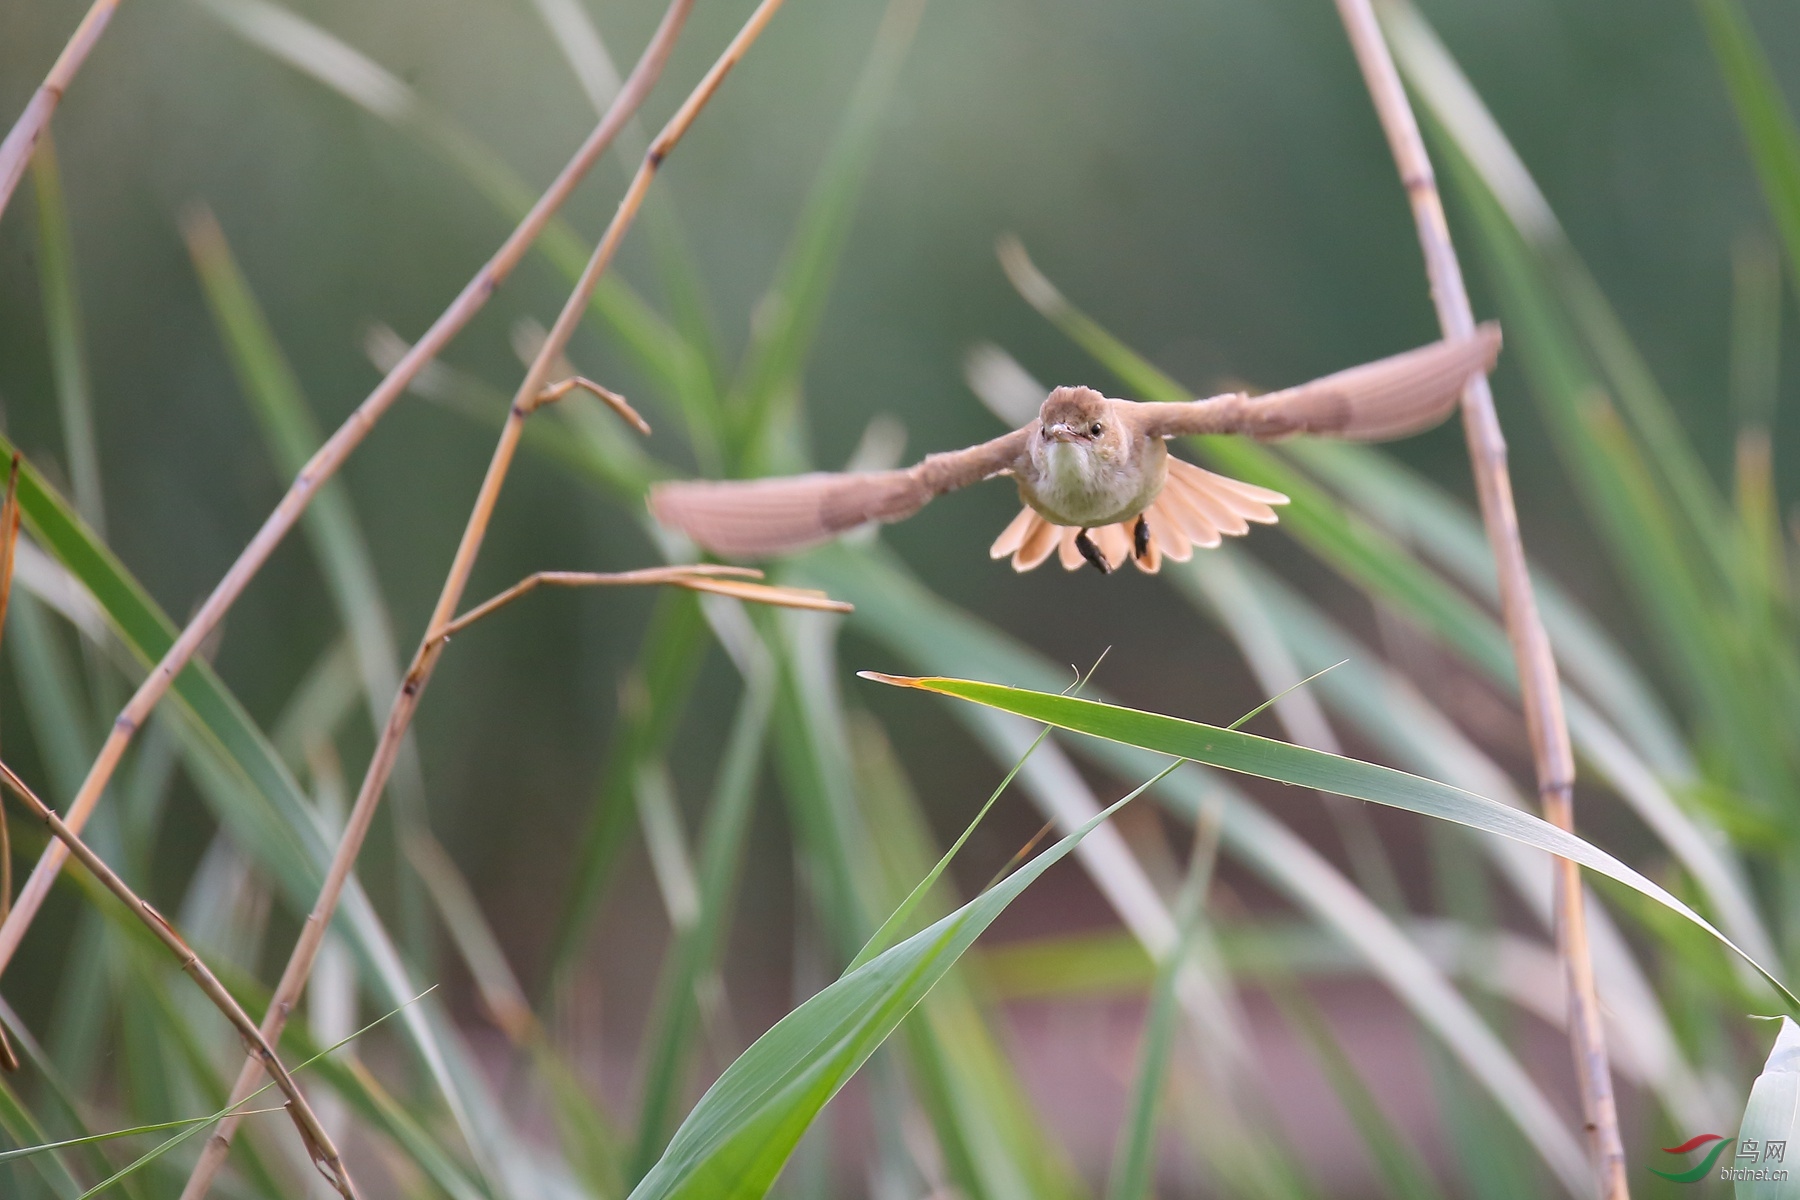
<box><xmin>647</xmin><ymin>323</ymin><xmax>1500</xmax><ymax>568</ymax></box>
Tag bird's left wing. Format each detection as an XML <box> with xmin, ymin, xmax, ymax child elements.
<box><xmin>649</xmin><ymin>426</ymin><xmax>1031</xmax><ymax>559</ymax></box>
<box><xmin>1139</xmin><ymin>322</ymin><xmax>1501</xmax><ymax>441</ymax></box>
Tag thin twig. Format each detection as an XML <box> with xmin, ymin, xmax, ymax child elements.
<box><xmin>0</xmin><ymin>0</ymin><xmax>697</xmax><ymax>984</ymax></box>
<box><xmin>0</xmin><ymin>0</ymin><xmax>122</xmax><ymax>224</ymax></box>
<box><xmin>0</xmin><ymin>760</ymin><xmax>358</xmax><ymax>1199</ymax></box>
<box><xmin>1330</xmin><ymin>2</ymin><xmax>1626</xmax><ymax>1195</ymax></box>
<box><xmin>438</xmin><ymin>566</ymin><xmax>848</xmax><ymax>642</ymax></box>
<box><xmin>530</xmin><ymin>374</ymin><xmax>652</xmax><ymax>430</ymax></box>
<box><xmin>179</xmin><ymin>3</ymin><xmax>791</xmax><ymax>1194</ymax></box>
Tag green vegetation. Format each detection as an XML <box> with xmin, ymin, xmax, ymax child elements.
<box><xmin>1</xmin><ymin>0</ymin><xmax>1797</xmax><ymax>1196</ymax></box>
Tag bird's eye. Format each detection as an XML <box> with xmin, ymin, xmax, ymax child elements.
<box><xmin>1089</xmin><ymin>422</ymin><xmax>1103</xmax><ymax>436</ymax></box>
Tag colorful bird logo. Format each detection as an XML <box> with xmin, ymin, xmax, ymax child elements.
<box><xmin>1651</xmin><ymin>1134</ymin><xmax>1735</xmax><ymax>1183</ymax></box>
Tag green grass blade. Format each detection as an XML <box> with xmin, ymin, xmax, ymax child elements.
<box><xmin>182</xmin><ymin>205</ymin><xmax>435</xmax><ymax>961</ymax></box>
<box><xmin>798</xmin><ymin>543</ymin><xmax>1643</xmax><ymax>1194</ymax></box>
<box><xmin>0</xmin><ymin>1076</ymin><xmax>83</xmax><ymax>1200</ymax></box>
<box><xmin>1441</xmin><ymin>135</ymin><xmax>1790</xmax><ymax>803</ymax></box>
<box><xmin>29</xmin><ymin>136</ymin><xmax>105</xmax><ymax>537</ymax></box>
<box><xmin>66</xmin><ymin>990</ymin><xmax>433</xmax><ymax>1200</ymax></box>
<box><xmin>0</xmin><ymin>443</ymin><xmax>536</xmax><ymax>1194</ymax></box>
<box><xmin>1385</xmin><ymin>2</ymin><xmax>1736</xmax><ymax>572</ymax></box>
<box><xmin>549</xmin><ymin>590</ymin><xmax>710</xmax><ymax>984</ymax></box>
<box><xmin>626</xmin><ymin>761</ymin><xmax>1179</xmax><ymax>1200</ymax></box>
<box><xmin>860</xmin><ymin>674</ymin><xmax>1794</xmax><ymax>1006</ymax></box>
<box><xmin>194</xmin><ymin>0</ymin><xmax>715</xmax><ymax>443</ymax></box>
<box><xmin>1285</xmin><ymin>437</ymin><xmax>1691</xmax><ymax>777</ymax></box>
<box><xmin>1107</xmin><ymin>801</ymin><xmax>1221</xmax><ymax>1200</ymax></box>
<box><xmin>406</xmin><ymin>829</ymin><xmax>625</xmax><ymax>1197</ymax></box>
<box><xmin>1261</xmin><ymin>446</ymin><xmax>1772</xmax><ymax>967</ymax></box>
<box><xmin>1734</xmin><ymin>1017</ymin><xmax>1800</xmax><ymax>1199</ymax></box>
<box><xmin>1268</xmin><ymin>984</ymin><xmax>1445</xmax><ymax>1200</ymax></box>
<box><xmin>848</xmin><ymin>715</ymin><xmax>1083</xmax><ymax>1200</ymax></box>
<box><xmin>847</xmin><ymin>723</ymin><xmax>1050</xmax><ymax>973</ymax></box>
<box><xmin>1692</xmin><ymin>0</ymin><xmax>1800</xmax><ymax>295</ymax></box>
<box><xmin>1172</xmin><ymin>551</ymin><xmax>1739</xmax><ymax>1130</ymax></box>
<box><xmin>0</xmin><ymin>1109</ymin><xmax>289</xmax><ymax>1168</ymax></box>
<box><xmin>729</xmin><ymin>0</ymin><xmax>927</xmax><ymax>447</ymax></box>
<box><xmin>527</xmin><ymin>0</ymin><xmax>727</xmax><ymax>413</ymax></box>
<box><xmin>773</xmin><ymin>608</ymin><xmax>1106</xmax><ymax>1199</ymax></box>
<box><xmin>1</xmin><ymin>999</ymin><xmax>154</xmax><ymax>1198</ymax></box>
<box><xmin>630</xmin><ymin>667</ymin><xmax>775</xmax><ymax>1181</ymax></box>
<box><xmin>1388</xmin><ymin>2</ymin><xmax>1800</xmax><ymax>804</ymax></box>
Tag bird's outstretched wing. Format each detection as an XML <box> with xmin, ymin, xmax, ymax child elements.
<box><xmin>649</xmin><ymin>427</ymin><xmax>1031</xmax><ymax>559</ymax></box>
<box><xmin>1138</xmin><ymin>322</ymin><xmax>1501</xmax><ymax>441</ymax></box>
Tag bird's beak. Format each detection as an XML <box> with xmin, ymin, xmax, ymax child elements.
<box><xmin>1045</xmin><ymin>423</ymin><xmax>1078</xmax><ymax>443</ymax></box>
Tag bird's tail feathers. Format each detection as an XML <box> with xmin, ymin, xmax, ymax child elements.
<box><xmin>990</xmin><ymin>458</ymin><xmax>1289</xmax><ymax>574</ymax></box>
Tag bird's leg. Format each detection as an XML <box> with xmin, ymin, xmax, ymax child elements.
<box><xmin>1074</xmin><ymin>529</ymin><xmax>1111</xmax><ymax>575</ymax></box>
<box><xmin>1133</xmin><ymin>515</ymin><xmax>1151</xmax><ymax>563</ymax></box>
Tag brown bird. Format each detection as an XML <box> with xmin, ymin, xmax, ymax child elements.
<box><xmin>650</xmin><ymin>323</ymin><xmax>1500</xmax><ymax>575</ymax></box>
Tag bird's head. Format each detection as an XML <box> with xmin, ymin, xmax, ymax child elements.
<box><xmin>1038</xmin><ymin>386</ymin><xmax>1120</xmax><ymax>456</ymax></box>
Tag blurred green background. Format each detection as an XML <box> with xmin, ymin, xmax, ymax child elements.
<box><xmin>2</xmin><ymin>0</ymin><xmax>1798</xmax><ymax>1195</ymax></box>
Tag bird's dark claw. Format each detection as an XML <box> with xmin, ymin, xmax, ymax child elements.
<box><xmin>1133</xmin><ymin>515</ymin><xmax>1151</xmax><ymax>562</ymax></box>
<box><xmin>1075</xmin><ymin>529</ymin><xmax>1111</xmax><ymax>574</ymax></box>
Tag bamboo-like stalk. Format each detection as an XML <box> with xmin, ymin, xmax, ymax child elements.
<box><xmin>1330</xmin><ymin>1</ymin><xmax>1627</xmax><ymax>1195</ymax></box>
<box><xmin>0</xmin><ymin>760</ymin><xmax>359</xmax><ymax>1198</ymax></box>
<box><xmin>0</xmin><ymin>0</ymin><xmax>696</xmax><ymax>982</ymax></box>
<box><xmin>0</xmin><ymin>0</ymin><xmax>122</xmax><ymax>223</ymax></box>
<box><xmin>0</xmin><ymin>458</ymin><xmax>18</xmax><ymax>1075</ymax></box>
<box><xmin>179</xmin><ymin>3</ymin><xmax>790</xmax><ymax>1194</ymax></box>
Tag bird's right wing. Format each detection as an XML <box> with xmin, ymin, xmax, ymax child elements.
<box><xmin>649</xmin><ymin>427</ymin><xmax>1030</xmax><ymax>559</ymax></box>
<box><xmin>1139</xmin><ymin>322</ymin><xmax>1501</xmax><ymax>441</ymax></box>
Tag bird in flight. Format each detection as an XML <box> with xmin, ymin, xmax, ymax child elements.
<box><xmin>651</xmin><ymin>323</ymin><xmax>1500</xmax><ymax>575</ymax></box>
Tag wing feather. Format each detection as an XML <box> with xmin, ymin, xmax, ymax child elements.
<box><xmin>650</xmin><ymin>427</ymin><xmax>1030</xmax><ymax>559</ymax></box>
<box><xmin>1141</xmin><ymin>322</ymin><xmax>1500</xmax><ymax>441</ymax></box>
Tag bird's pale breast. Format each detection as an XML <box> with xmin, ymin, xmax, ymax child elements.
<box><xmin>1018</xmin><ymin>435</ymin><xmax>1167</xmax><ymax>527</ymax></box>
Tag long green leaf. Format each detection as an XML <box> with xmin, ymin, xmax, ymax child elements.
<box><xmin>29</xmin><ymin>136</ymin><xmax>105</xmax><ymax>538</ymax></box>
<box><xmin>549</xmin><ymin>590</ymin><xmax>710</xmax><ymax>983</ymax></box>
<box><xmin>0</xmin><ymin>443</ymin><xmax>536</xmax><ymax>1194</ymax></box>
<box><xmin>1734</xmin><ymin>1017</ymin><xmax>1800</xmax><ymax>1199</ymax></box>
<box><xmin>804</xmin><ymin>543</ymin><xmax>1591</xmax><ymax>1195</ymax></box>
<box><xmin>1108</xmin><ymin>800</ymin><xmax>1220</xmax><ymax>1200</ymax></box>
<box><xmin>847</xmin><ymin>715</ymin><xmax>1082</xmax><ymax>1200</ymax></box>
<box><xmin>1693</xmin><ymin>0</ymin><xmax>1800</xmax><ymax>296</ymax></box>
<box><xmin>183</xmin><ymin>205</ymin><xmax>434</xmax><ymax>960</ymax></box>
<box><xmin>627</xmin><ymin>761</ymin><xmax>1176</xmax><ymax>1200</ymax></box>
<box><xmin>862</xmin><ymin>674</ymin><xmax>1793</xmax><ymax>1006</ymax></box>
<box><xmin>194</xmin><ymin>0</ymin><xmax>712</xmax><ymax>436</ymax></box>
<box><xmin>1386</xmin><ymin>2</ymin><xmax>1799</xmax><ymax>807</ymax></box>
<box><xmin>629</xmin><ymin>666</ymin><xmax>774</xmax><ymax>1180</ymax></box>
<box><xmin>729</xmin><ymin>0</ymin><xmax>927</xmax><ymax>450</ymax></box>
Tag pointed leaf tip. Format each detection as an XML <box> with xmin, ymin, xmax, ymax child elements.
<box><xmin>856</xmin><ymin>670</ymin><xmax>924</xmax><ymax>687</ymax></box>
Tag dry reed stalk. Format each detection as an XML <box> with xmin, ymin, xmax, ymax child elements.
<box><xmin>1331</xmin><ymin>1</ymin><xmax>1626</xmax><ymax>1195</ymax></box>
<box><xmin>0</xmin><ymin>0</ymin><xmax>122</xmax><ymax>222</ymax></box>
<box><xmin>180</xmin><ymin>3</ymin><xmax>790</xmax><ymax>1193</ymax></box>
<box><xmin>0</xmin><ymin>0</ymin><xmax>696</xmax><ymax>983</ymax></box>
<box><xmin>0</xmin><ymin>458</ymin><xmax>18</xmax><ymax>1075</ymax></box>
<box><xmin>438</xmin><ymin>566</ymin><xmax>851</xmax><ymax>641</ymax></box>
<box><xmin>0</xmin><ymin>760</ymin><xmax>359</xmax><ymax>1198</ymax></box>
